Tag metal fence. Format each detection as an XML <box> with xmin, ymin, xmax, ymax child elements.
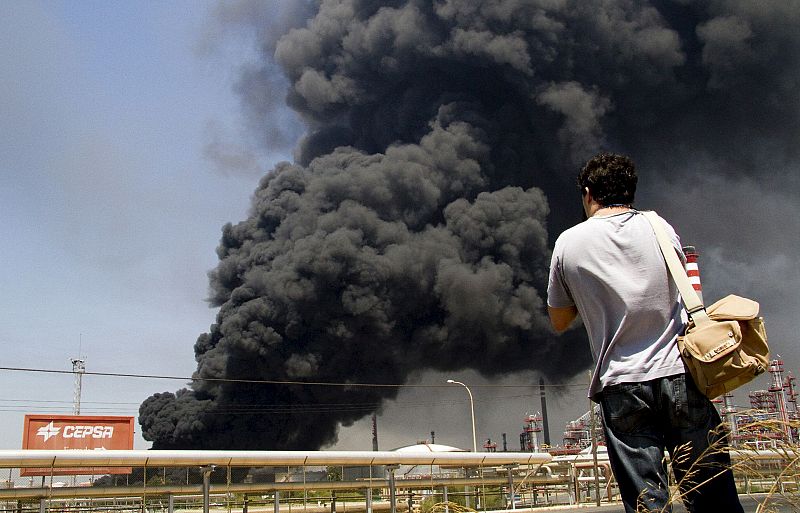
<box><xmin>0</xmin><ymin>451</ymin><xmax>575</xmax><ymax>513</ymax></box>
<box><xmin>4</xmin><ymin>448</ymin><xmax>794</xmax><ymax>513</ymax></box>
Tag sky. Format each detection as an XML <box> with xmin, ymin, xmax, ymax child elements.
<box><xmin>0</xmin><ymin>1</ymin><xmax>262</xmax><ymax>449</ymax></box>
<box><xmin>2</xmin><ymin>0</ymin><xmax>799</xmax><ymax>455</ymax></box>
<box><xmin>0</xmin><ymin>0</ymin><xmax>565</xmax><ymax>452</ymax></box>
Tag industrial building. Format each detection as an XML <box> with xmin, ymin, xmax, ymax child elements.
<box><xmin>514</xmin><ymin>359</ymin><xmax>800</xmax><ymax>456</ymax></box>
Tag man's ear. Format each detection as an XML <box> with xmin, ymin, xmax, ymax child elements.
<box><xmin>581</xmin><ymin>187</ymin><xmax>593</xmax><ymax>218</ymax></box>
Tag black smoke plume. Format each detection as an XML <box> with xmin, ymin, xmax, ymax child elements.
<box><xmin>140</xmin><ymin>0</ymin><xmax>800</xmax><ymax>449</ymax></box>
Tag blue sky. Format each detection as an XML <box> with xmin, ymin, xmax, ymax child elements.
<box><xmin>0</xmin><ymin>1</ymin><xmax>272</xmax><ymax>449</ymax></box>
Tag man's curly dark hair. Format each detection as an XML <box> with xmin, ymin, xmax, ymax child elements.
<box><xmin>577</xmin><ymin>153</ymin><xmax>637</xmax><ymax>206</ymax></box>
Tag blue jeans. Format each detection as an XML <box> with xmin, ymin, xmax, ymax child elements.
<box><xmin>599</xmin><ymin>373</ymin><xmax>743</xmax><ymax>513</ymax></box>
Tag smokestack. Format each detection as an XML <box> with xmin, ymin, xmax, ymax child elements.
<box><xmin>430</xmin><ymin>431</ymin><xmax>435</xmax><ymax>444</ymax></box>
<box><xmin>539</xmin><ymin>377</ymin><xmax>550</xmax><ymax>447</ymax></box>
<box><xmin>501</xmin><ymin>433</ymin><xmax>507</xmax><ymax>452</ymax></box>
<box><xmin>682</xmin><ymin>246</ymin><xmax>703</xmax><ymax>304</ymax></box>
<box><xmin>371</xmin><ymin>413</ymin><xmax>378</xmax><ymax>451</ymax></box>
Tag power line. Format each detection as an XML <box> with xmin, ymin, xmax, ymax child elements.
<box><xmin>0</xmin><ymin>407</ymin><xmax>135</xmax><ymax>414</ymax></box>
<box><xmin>0</xmin><ymin>399</ymin><xmax>140</xmax><ymax>405</ymax></box>
<box><xmin>0</xmin><ymin>391</ymin><xmax>571</xmax><ymax>420</ymax></box>
<box><xmin>0</xmin><ymin>400</ymin><xmax>508</xmax><ymax>416</ymax></box>
<box><xmin>0</xmin><ymin>365</ymin><xmax>588</xmax><ymax>389</ymax></box>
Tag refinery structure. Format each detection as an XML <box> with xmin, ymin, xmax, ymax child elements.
<box><xmin>724</xmin><ymin>358</ymin><xmax>798</xmax><ymax>448</ymax></box>
<box><xmin>512</xmin><ymin>357</ymin><xmax>798</xmax><ymax>456</ymax></box>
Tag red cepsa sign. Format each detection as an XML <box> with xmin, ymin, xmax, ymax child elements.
<box><xmin>22</xmin><ymin>415</ymin><xmax>134</xmax><ymax>476</ymax></box>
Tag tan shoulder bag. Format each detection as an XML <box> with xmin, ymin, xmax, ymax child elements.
<box><xmin>642</xmin><ymin>211</ymin><xmax>769</xmax><ymax>399</ymax></box>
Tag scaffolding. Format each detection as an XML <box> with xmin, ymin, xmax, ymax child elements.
<box><xmin>519</xmin><ymin>414</ymin><xmax>542</xmax><ymax>452</ymax></box>
<box><xmin>716</xmin><ymin>359</ymin><xmax>800</xmax><ymax>448</ymax></box>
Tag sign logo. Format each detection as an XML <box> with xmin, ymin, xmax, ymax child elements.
<box><xmin>36</xmin><ymin>422</ymin><xmax>60</xmax><ymax>442</ymax></box>
<box><xmin>35</xmin><ymin>421</ymin><xmax>115</xmax><ymax>442</ymax></box>
<box><xmin>23</xmin><ymin>415</ymin><xmax>134</xmax><ymax>477</ymax></box>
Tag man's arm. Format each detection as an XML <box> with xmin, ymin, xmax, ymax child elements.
<box><xmin>548</xmin><ymin>305</ymin><xmax>578</xmax><ymax>333</ymax></box>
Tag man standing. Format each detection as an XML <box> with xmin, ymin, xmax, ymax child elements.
<box><xmin>546</xmin><ymin>153</ymin><xmax>742</xmax><ymax>512</ymax></box>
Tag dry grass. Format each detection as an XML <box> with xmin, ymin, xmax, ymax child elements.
<box><xmin>643</xmin><ymin>413</ymin><xmax>800</xmax><ymax>512</ymax></box>
<box><xmin>426</xmin><ymin>502</ymin><xmax>475</xmax><ymax>513</ymax></box>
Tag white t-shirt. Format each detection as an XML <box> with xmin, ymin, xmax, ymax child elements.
<box><xmin>547</xmin><ymin>209</ymin><xmax>687</xmax><ymax>398</ymax></box>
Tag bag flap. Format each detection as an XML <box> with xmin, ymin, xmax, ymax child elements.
<box><xmin>681</xmin><ymin>320</ymin><xmax>742</xmax><ymax>363</ymax></box>
<box><xmin>706</xmin><ymin>294</ymin><xmax>760</xmax><ymax>321</ymax></box>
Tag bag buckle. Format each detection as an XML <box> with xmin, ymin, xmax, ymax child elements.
<box><xmin>687</xmin><ymin>305</ymin><xmax>706</xmax><ymax>319</ymax></box>
<box><xmin>686</xmin><ymin>305</ymin><xmax>708</xmax><ymax>325</ymax></box>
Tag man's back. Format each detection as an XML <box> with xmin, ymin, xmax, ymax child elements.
<box><xmin>546</xmin><ymin>153</ymin><xmax>743</xmax><ymax>512</ymax></box>
<box><xmin>547</xmin><ymin>210</ymin><xmax>685</xmax><ymax>398</ymax></box>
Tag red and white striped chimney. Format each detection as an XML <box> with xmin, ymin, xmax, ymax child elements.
<box><xmin>682</xmin><ymin>245</ymin><xmax>703</xmax><ymax>303</ymax></box>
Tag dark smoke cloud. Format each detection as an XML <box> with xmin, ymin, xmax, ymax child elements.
<box><xmin>140</xmin><ymin>0</ymin><xmax>800</xmax><ymax>449</ymax></box>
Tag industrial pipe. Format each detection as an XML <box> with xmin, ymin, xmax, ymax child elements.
<box><xmin>0</xmin><ymin>449</ymin><xmax>550</xmax><ymax>469</ymax></box>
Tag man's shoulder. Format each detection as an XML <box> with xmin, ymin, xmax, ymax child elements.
<box><xmin>558</xmin><ymin>219</ymin><xmax>595</xmax><ymax>237</ymax></box>
<box><xmin>555</xmin><ymin>219</ymin><xmax>602</xmax><ymax>247</ymax></box>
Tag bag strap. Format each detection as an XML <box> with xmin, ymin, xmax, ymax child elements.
<box><xmin>641</xmin><ymin>211</ymin><xmax>712</xmax><ymax>328</ymax></box>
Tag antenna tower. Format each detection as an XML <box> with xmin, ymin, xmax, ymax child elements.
<box><xmin>71</xmin><ymin>357</ymin><xmax>85</xmax><ymax>415</ymax></box>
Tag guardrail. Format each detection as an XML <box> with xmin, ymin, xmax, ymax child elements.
<box><xmin>0</xmin><ymin>450</ymin><xmax>553</xmax><ymax>513</ymax></box>
<box><xmin>0</xmin><ymin>450</ymin><xmax>552</xmax><ymax>469</ymax></box>
<box><xmin>9</xmin><ymin>449</ymin><xmax>790</xmax><ymax>511</ymax></box>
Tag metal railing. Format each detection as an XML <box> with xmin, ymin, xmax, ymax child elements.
<box><xmin>0</xmin><ymin>450</ymin><xmax>551</xmax><ymax>469</ymax></box>
<box><xmin>0</xmin><ymin>450</ymin><xmax>555</xmax><ymax>513</ymax></box>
